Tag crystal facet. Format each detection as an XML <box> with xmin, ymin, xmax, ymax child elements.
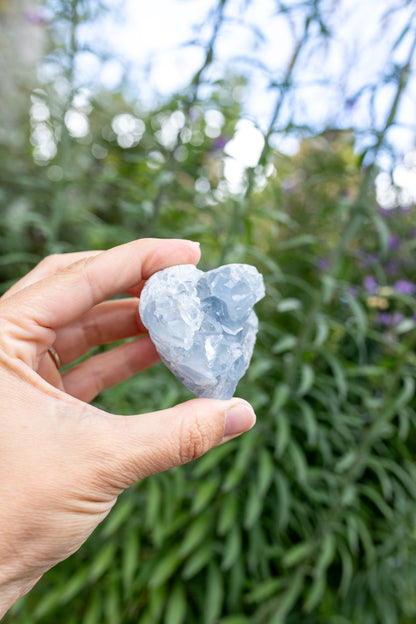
<box><xmin>139</xmin><ymin>263</ymin><xmax>265</xmax><ymax>399</ymax></box>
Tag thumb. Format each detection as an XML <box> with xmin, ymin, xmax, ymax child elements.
<box><xmin>98</xmin><ymin>398</ymin><xmax>256</xmax><ymax>490</ymax></box>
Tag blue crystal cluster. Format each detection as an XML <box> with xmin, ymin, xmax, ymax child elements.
<box><xmin>139</xmin><ymin>263</ymin><xmax>265</xmax><ymax>399</ymax></box>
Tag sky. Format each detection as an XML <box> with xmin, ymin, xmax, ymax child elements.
<box><xmin>84</xmin><ymin>0</ymin><xmax>416</xmax><ymax>133</ymax></box>
<box><xmin>69</xmin><ymin>0</ymin><xmax>416</xmax><ymax>201</ymax></box>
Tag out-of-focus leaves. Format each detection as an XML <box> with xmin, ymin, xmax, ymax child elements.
<box><xmin>83</xmin><ymin>592</ymin><xmax>102</xmax><ymax>624</ymax></box>
<box><xmin>222</xmin><ymin>527</ymin><xmax>242</xmax><ymax>571</ymax></box>
<box><xmin>297</xmin><ymin>363</ymin><xmax>315</xmax><ymax>397</ymax></box>
<box><xmin>3</xmin><ymin>2</ymin><xmax>416</xmax><ymax>623</ymax></box>
<box><xmin>272</xmin><ymin>334</ymin><xmax>298</xmax><ymax>353</ymax></box>
<box><xmin>245</xmin><ymin>578</ymin><xmax>285</xmax><ymax>605</ymax></box>
<box><xmin>104</xmin><ymin>585</ymin><xmax>120</xmax><ymax>624</ymax></box>
<box><xmin>122</xmin><ymin>525</ymin><xmax>140</xmax><ymax>593</ymax></box>
<box><xmin>217</xmin><ymin>493</ymin><xmax>239</xmax><ymax>536</ymax></box>
<box><xmin>149</xmin><ymin>546</ymin><xmax>182</xmax><ymax>589</ymax></box>
<box><xmin>193</xmin><ymin>443</ymin><xmax>231</xmax><ymax>477</ymax></box>
<box><xmin>275</xmin><ymin>410</ymin><xmax>290</xmax><ymax>457</ymax></box>
<box><xmin>276</xmin><ymin>298</ymin><xmax>302</xmax><ymax>312</ymax></box>
<box><xmin>164</xmin><ymin>583</ymin><xmax>187</xmax><ymax>624</ymax></box>
<box><xmin>274</xmin><ymin>470</ymin><xmax>291</xmax><ymax>529</ymax></box>
<box><xmin>88</xmin><ymin>542</ymin><xmax>118</xmax><ymax>582</ymax></box>
<box><xmin>179</xmin><ymin>511</ymin><xmax>214</xmax><ymax>558</ymax></box>
<box><xmin>191</xmin><ymin>478</ymin><xmax>219</xmax><ymax>515</ymax></box>
<box><xmin>204</xmin><ymin>561</ymin><xmax>224</xmax><ymax>624</ymax></box>
<box><xmin>282</xmin><ymin>541</ymin><xmax>315</xmax><ymax>568</ymax></box>
<box><xmin>273</xmin><ymin>569</ymin><xmax>305</xmax><ymax>621</ymax></box>
<box><xmin>101</xmin><ymin>495</ymin><xmax>136</xmax><ymax>538</ymax></box>
<box><xmin>244</xmin><ymin>479</ymin><xmax>264</xmax><ymax>528</ymax></box>
<box><xmin>338</xmin><ymin>540</ymin><xmax>354</xmax><ymax>599</ymax></box>
<box><xmin>182</xmin><ymin>539</ymin><xmax>214</xmax><ymax>579</ymax></box>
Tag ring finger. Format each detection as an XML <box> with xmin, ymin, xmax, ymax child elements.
<box><xmin>61</xmin><ymin>335</ymin><xmax>159</xmax><ymax>402</ymax></box>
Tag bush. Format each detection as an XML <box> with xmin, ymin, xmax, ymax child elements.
<box><xmin>2</xmin><ymin>1</ymin><xmax>416</xmax><ymax>623</ymax></box>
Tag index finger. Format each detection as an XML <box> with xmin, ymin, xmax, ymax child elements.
<box><xmin>4</xmin><ymin>238</ymin><xmax>201</xmax><ymax>330</ymax></box>
<box><xmin>1</xmin><ymin>250</ymin><xmax>102</xmax><ymax>301</ymax></box>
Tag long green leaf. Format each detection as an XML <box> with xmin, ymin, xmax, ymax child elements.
<box><xmin>149</xmin><ymin>545</ymin><xmax>182</xmax><ymax>588</ymax></box>
<box><xmin>204</xmin><ymin>561</ymin><xmax>224</xmax><ymax>624</ymax></box>
<box><xmin>164</xmin><ymin>583</ymin><xmax>187</xmax><ymax>624</ymax></box>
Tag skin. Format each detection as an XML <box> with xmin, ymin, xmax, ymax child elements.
<box><xmin>0</xmin><ymin>238</ymin><xmax>255</xmax><ymax>617</ymax></box>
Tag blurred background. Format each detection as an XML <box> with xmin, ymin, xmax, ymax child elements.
<box><xmin>2</xmin><ymin>0</ymin><xmax>416</xmax><ymax>622</ymax></box>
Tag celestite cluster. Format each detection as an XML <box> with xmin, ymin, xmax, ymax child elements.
<box><xmin>139</xmin><ymin>263</ymin><xmax>265</xmax><ymax>399</ymax></box>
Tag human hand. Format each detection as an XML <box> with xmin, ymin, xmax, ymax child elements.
<box><xmin>0</xmin><ymin>238</ymin><xmax>255</xmax><ymax>617</ymax></box>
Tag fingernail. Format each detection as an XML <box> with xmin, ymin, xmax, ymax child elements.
<box><xmin>189</xmin><ymin>240</ymin><xmax>200</xmax><ymax>249</ymax></box>
<box><xmin>224</xmin><ymin>404</ymin><xmax>256</xmax><ymax>438</ymax></box>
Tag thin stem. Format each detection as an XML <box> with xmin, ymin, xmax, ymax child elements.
<box><xmin>219</xmin><ymin>12</ymin><xmax>313</xmax><ymax>264</ymax></box>
<box><xmin>146</xmin><ymin>0</ymin><xmax>228</xmax><ymax>232</ymax></box>
<box><xmin>189</xmin><ymin>0</ymin><xmax>228</xmax><ymax>105</ymax></box>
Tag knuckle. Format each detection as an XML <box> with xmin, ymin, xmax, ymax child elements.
<box><xmin>38</xmin><ymin>254</ymin><xmax>60</xmax><ymax>269</ymax></box>
<box><xmin>178</xmin><ymin>414</ymin><xmax>212</xmax><ymax>464</ymax></box>
<box><xmin>79</xmin><ymin>256</ymin><xmax>104</xmax><ymax>304</ymax></box>
<box><xmin>86</xmin><ymin>357</ymin><xmax>106</xmax><ymax>397</ymax></box>
<box><xmin>82</xmin><ymin>306</ymin><xmax>103</xmax><ymax>349</ymax></box>
<box><xmin>61</xmin><ymin>255</ymin><xmax>101</xmax><ymax>307</ymax></box>
<box><xmin>0</xmin><ymin>317</ymin><xmax>23</xmax><ymax>356</ymax></box>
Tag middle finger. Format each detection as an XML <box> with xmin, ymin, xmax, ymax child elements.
<box><xmin>53</xmin><ymin>298</ymin><xmax>146</xmax><ymax>365</ymax></box>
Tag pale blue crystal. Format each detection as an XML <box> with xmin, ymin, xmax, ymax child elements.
<box><xmin>139</xmin><ymin>263</ymin><xmax>265</xmax><ymax>399</ymax></box>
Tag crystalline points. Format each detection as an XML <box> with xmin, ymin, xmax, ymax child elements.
<box><xmin>139</xmin><ymin>263</ymin><xmax>265</xmax><ymax>399</ymax></box>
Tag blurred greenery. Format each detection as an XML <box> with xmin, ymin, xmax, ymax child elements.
<box><xmin>2</xmin><ymin>0</ymin><xmax>416</xmax><ymax>622</ymax></box>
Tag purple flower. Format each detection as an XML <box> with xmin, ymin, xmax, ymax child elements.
<box><xmin>378</xmin><ymin>207</ymin><xmax>393</xmax><ymax>219</ymax></box>
<box><xmin>316</xmin><ymin>256</ymin><xmax>330</xmax><ymax>271</ymax></box>
<box><xmin>378</xmin><ymin>312</ymin><xmax>391</xmax><ymax>326</ymax></box>
<box><xmin>384</xmin><ymin>260</ymin><xmax>399</xmax><ymax>276</ymax></box>
<box><xmin>211</xmin><ymin>136</ymin><xmax>229</xmax><ymax>151</ymax></box>
<box><xmin>369</xmin><ymin>253</ymin><xmax>379</xmax><ymax>264</ymax></box>
<box><xmin>378</xmin><ymin>312</ymin><xmax>404</xmax><ymax>327</ymax></box>
<box><xmin>391</xmin><ymin>312</ymin><xmax>404</xmax><ymax>326</ymax></box>
<box><xmin>388</xmin><ymin>234</ymin><xmax>400</xmax><ymax>250</ymax></box>
<box><xmin>363</xmin><ymin>275</ymin><xmax>378</xmax><ymax>293</ymax></box>
<box><xmin>354</xmin><ymin>250</ymin><xmax>378</xmax><ymax>269</ymax></box>
<box><xmin>393</xmin><ymin>279</ymin><xmax>415</xmax><ymax>295</ymax></box>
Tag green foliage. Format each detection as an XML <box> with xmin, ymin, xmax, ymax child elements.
<box><xmin>2</xmin><ymin>1</ymin><xmax>416</xmax><ymax>623</ymax></box>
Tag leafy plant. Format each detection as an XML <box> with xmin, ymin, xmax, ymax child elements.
<box><xmin>2</xmin><ymin>1</ymin><xmax>416</xmax><ymax>623</ymax></box>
